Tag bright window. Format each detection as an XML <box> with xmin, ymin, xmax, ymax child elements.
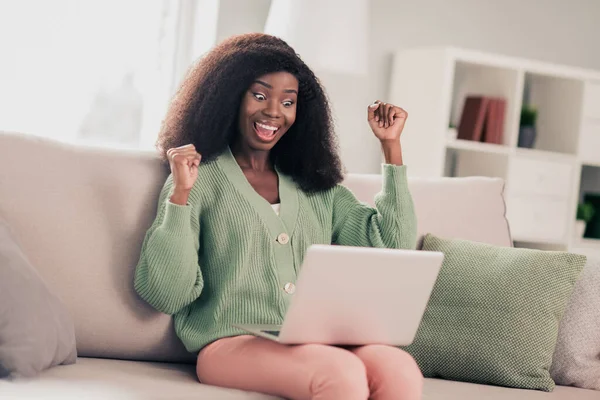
<box><xmin>0</xmin><ymin>0</ymin><xmax>180</xmax><ymax>148</ymax></box>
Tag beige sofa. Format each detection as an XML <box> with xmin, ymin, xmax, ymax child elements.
<box><xmin>0</xmin><ymin>131</ymin><xmax>597</xmax><ymax>399</ymax></box>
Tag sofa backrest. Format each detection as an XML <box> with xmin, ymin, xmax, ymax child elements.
<box><xmin>0</xmin><ymin>132</ymin><xmax>512</xmax><ymax>364</ymax></box>
<box><xmin>343</xmin><ymin>174</ymin><xmax>513</xmax><ymax>249</ymax></box>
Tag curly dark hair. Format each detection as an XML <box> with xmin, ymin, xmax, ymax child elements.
<box><xmin>156</xmin><ymin>33</ymin><xmax>344</xmax><ymax>193</ymax></box>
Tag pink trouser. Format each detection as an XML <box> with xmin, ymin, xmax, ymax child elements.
<box><xmin>196</xmin><ymin>335</ymin><xmax>423</xmax><ymax>400</ymax></box>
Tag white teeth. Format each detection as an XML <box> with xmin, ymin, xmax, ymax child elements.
<box><xmin>256</xmin><ymin>122</ymin><xmax>278</xmax><ymax>131</ymax></box>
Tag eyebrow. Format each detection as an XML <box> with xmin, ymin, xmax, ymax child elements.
<box><xmin>254</xmin><ymin>80</ymin><xmax>298</xmax><ymax>94</ymax></box>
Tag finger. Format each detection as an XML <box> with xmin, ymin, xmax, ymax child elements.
<box><xmin>395</xmin><ymin>108</ymin><xmax>408</xmax><ymax>121</ymax></box>
<box><xmin>379</xmin><ymin>103</ymin><xmax>387</xmax><ymax>128</ymax></box>
<box><xmin>384</xmin><ymin>104</ymin><xmax>393</xmax><ymax>128</ymax></box>
<box><xmin>171</xmin><ymin>151</ymin><xmax>197</xmax><ymax>164</ymax></box>
<box><xmin>168</xmin><ymin>147</ymin><xmax>190</xmax><ymax>159</ymax></box>
<box><xmin>177</xmin><ymin>144</ymin><xmax>195</xmax><ymax>150</ymax></box>
<box><xmin>181</xmin><ymin>149</ymin><xmax>200</xmax><ymax>158</ymax></box>
<box><xmin>171</xmin><ymin>149</ymin><xmax>198</xmax><ymax>160</ymax></box>
<box><xmin>388</xmin><ymin>107</ymin><xmax>396</xmax><ymax>126</ymax></box>
<box><xmin>367</xmin><ymin>102</ymin><xmax>380</xmax><ymax>121</ymax></box>
<box><xmin>168</xmin><ymin>151</ymin><xmax>185</xmax><ymax>162</ymax></box>
<box><xmin>170</xmin><ymin>153</ymin><xmax>188</xmax><ymax>164</ymax></box>
<box><xmin>374</xmin><ymin>100</ymin><xmax>382</xmax><ymax>122</ymax></box>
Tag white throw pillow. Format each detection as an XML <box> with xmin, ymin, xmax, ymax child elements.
<box><xmin>551</xmin><ymin>256</ymin><xmax>600</xmax><ymax>391</ymax></box>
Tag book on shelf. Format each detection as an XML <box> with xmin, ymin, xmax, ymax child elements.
<box><xmin>457</xmin><ymin>96</ymin><xmax>489</xmax><ymax>142</ymax></box>
<box><xmin>457</xmin><ymin>96</ymin><xmax>505</xmax><ymax>145</ymax></box>
<box><xmin>482</xmin><ymin>98</ymin><xmax>506</xmax><ymax>145</ymax></box>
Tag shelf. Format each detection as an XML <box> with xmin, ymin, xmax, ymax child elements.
<box><xmin>445</xmin><ymin>144</ymin><xmax>509</xmax><ymax>179</ymax></box>
<box><xmin>578</xmin><ymin>117</ymin><xmax>600</xmax><ymax>165</ymax></box>
<box><xmin>578</xmin><ymin>165</ymin><xmax>600</xmax><ymax>241</ymax></box>
<box><xmin>572</xmin><ymin>238</ymin><xmax>600</xmax><ymax>248</ymax></box>
<box><xmin>582</xmin><ymin>160</ymin><xmax>600</xmax><ymax>168</ymax></box>
<box><xmin>446</xmin><ymin>138</ymin><xmax>511</xmax><ymax>155</ymax></box>
<box><xmin>520</xmin><ymin>73</ymin><xmax>584</xmax><ymax>154</ymax></box>
<box><xmin>391</xmin><ymin>46</ymin><xmax>600</xmax><ymax>249</ymax></box>
<box><xmin>514</xmin><ymin>146</ymin><xmax>577</xmax><ymax>163</ymax></box>
<box><xmin>578</xmin><ymin>165</ymin><xmax>600</xmax><ymax>202</ymax></box>
<box><xmin>513</xmin><ymin>238</ymin><xmax>568</xmax><ymax>248</ymax></box>
<box><xmin>514</xmin><ymin>240</ymin><xmax>568</xmax><ymax>251</ymax></box>
<box><xmin>450</xmin><ymin>61</ymin><xmax>521</xmax><ymax>147</ymax></box>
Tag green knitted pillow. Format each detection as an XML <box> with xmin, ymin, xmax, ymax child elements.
<box><xmin>403</xmin><ymin>234</ymin><xmax>586</xmax><ymax>391</ymax></box>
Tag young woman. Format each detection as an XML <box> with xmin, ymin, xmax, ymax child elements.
<box><xmin>135</xmin><ymin>33</ymin><xmax>420</xmax><ymax>400</ymax></box>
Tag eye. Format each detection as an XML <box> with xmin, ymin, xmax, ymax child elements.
<box><xmin>283</xmin><ymin>100</ymin><xmax>295</xmax><ymax>107</ymax></box>
<box><xmin>253</xmin><ymin>93</ymin><xmax>266</xmax><ymax>101</ymax></box>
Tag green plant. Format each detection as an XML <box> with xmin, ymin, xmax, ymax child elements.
<box><xmin>577</xmin><ymin>202</ymin><xmax>596</xmax><ymax>223</ymax></box>
<box><xmin>520</xmin><ymin>106</ymin><xmax>538</xmax><ymax>127</ymax></box>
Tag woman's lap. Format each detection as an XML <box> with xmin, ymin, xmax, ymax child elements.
<box><xmin>196</xmin><ymin>335</ymin><xmax>422</xmax><ymax>400</ymax></box>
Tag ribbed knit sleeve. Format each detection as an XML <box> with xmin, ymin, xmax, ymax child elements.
<box><xmin>134</xmin><ymin>176</ymin><xmax>204</xmax><ymax>315</ymax></box>
<box><xmin>332</xmin><ymin>164</ymin><xmax>417</xmax><ymax>249</ymax></box>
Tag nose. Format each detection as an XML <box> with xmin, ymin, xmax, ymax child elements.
<box><xmin>262</xmin><ymin>99</ymin><xmax>281</xmax><ymax>119</ymax></box>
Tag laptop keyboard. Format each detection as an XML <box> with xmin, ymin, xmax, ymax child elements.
<box><xmin>262</xmin><ymin>330</ymin><xmax>280</xmax><ymax>337</ymax></box>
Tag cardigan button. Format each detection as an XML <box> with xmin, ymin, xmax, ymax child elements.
<box><xmin>283</xmin><ymin>282</ymin><xmax>296</xmax><ymax>294</ymax></box>
<box><xmin>277</xmin><ymin>233</ymin><xmax>289</xmax><ymax>245</ymax></box>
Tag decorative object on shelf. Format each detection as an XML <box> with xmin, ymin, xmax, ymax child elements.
<box><xmin>575</xmin><ymin>202</ymin><xmax>596</xmax><ymax>238</ymax></box>
<box><xmin>447</xmin><ymin>123</ymin><xmax>458</xmax><ymax>140</ymax></box>
<box><xmin>457</xmin><ymin>96</ymin><xmax>505</xmax><ymax>144</ymax></box>
<box><xmin>518</xmin><ymin>105</ymin><xmax>538</xmax><ymax>148</ymax></box>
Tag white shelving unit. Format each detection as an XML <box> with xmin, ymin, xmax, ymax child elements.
<box><xmin>389</xmin><ymin>46</ymin><xmax>600</xmax><ymax>253</ymax></box>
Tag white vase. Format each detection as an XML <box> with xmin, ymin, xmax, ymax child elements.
<box><xmin>574</xmin><ymin>220</ymin><xmax>587</xmax><ymax>239</ymax></box>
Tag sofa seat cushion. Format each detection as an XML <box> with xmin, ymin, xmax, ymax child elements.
<box><xmin>1</xmin><ymin>358</ymin><xmax>280</xmax><ymax>400</ymax></box>
<box><xmin>424</xmin><ymin>378</ymin><xmax>599</xmax><ymax>400</ymax></box>
<box><xmin>2</xmin><ymin>358</ymin><xmax>597</xmax><ymax>400</ymax></box>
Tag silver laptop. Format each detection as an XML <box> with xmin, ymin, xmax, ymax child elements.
<box><xmin>233</xmin><ymin>244</ymin><xmax>444</xmax><ymax>346</ymax></box>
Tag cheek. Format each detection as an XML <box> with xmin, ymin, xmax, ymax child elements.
<box><xmin>285</xmin><ymin>108</ymin><xmax>297</xmax><ymax>127</ymax></box>
<box><xmin>239</xmin><ymin>96</ymin><xmax>255</xmax><ymax>121</ymax></box>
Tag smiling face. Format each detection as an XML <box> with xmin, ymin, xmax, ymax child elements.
<box><xmin>236</xmin><ymin>71</ymin><xmax>299</xmax><ymax>152</ymax></box>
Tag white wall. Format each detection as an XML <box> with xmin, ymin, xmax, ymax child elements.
<box><xmin>215</xmin><ymin>0</ymin><xmax>271</xmax><ymax>42</ymax></box>
<box><xmin>212</xmin><ymin>0</ymin><xmax>600</xmax><ymax>173</ymax></box>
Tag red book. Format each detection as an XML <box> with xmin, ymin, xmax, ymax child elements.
<box><xmin>481</xmin><ymin>98</ymin><xmax>506</xmax><ymax>145</ymax></box>
<box><xmin>495</xmin><ymin>98</ymin><xmax>506</xmax><ymax>145</ymax></box>
<box><xmin>482</xmin><ymin>99</ymin><xmax>497</xmax><ymax>144</ymax></box>
<box><xmin>458</xmin><ymin>96</ymin><xmax>490</xmax><ymax>141</ymax></box>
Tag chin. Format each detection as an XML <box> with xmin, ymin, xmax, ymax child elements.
<box><xmin>250</xmin><ymin>138</ymin><xmax>279</xmax><ymax>151</ymax></box>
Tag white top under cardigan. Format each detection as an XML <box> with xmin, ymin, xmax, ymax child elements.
<box><xmin>271</xmin><ymin>203</ymin><xmax>280</xmax><ymax>215</ymax></box>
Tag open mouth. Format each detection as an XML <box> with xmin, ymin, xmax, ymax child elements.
<box><xmin>253</xmin><ymin>121</ymin><xmax>280</xmax><ymax>142</ymax></box>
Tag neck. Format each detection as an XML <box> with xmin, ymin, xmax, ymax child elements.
<box><xmin>230</xmin><ymin>140</ymin><xmax>273</xmax><ymax>172</ymax></box>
